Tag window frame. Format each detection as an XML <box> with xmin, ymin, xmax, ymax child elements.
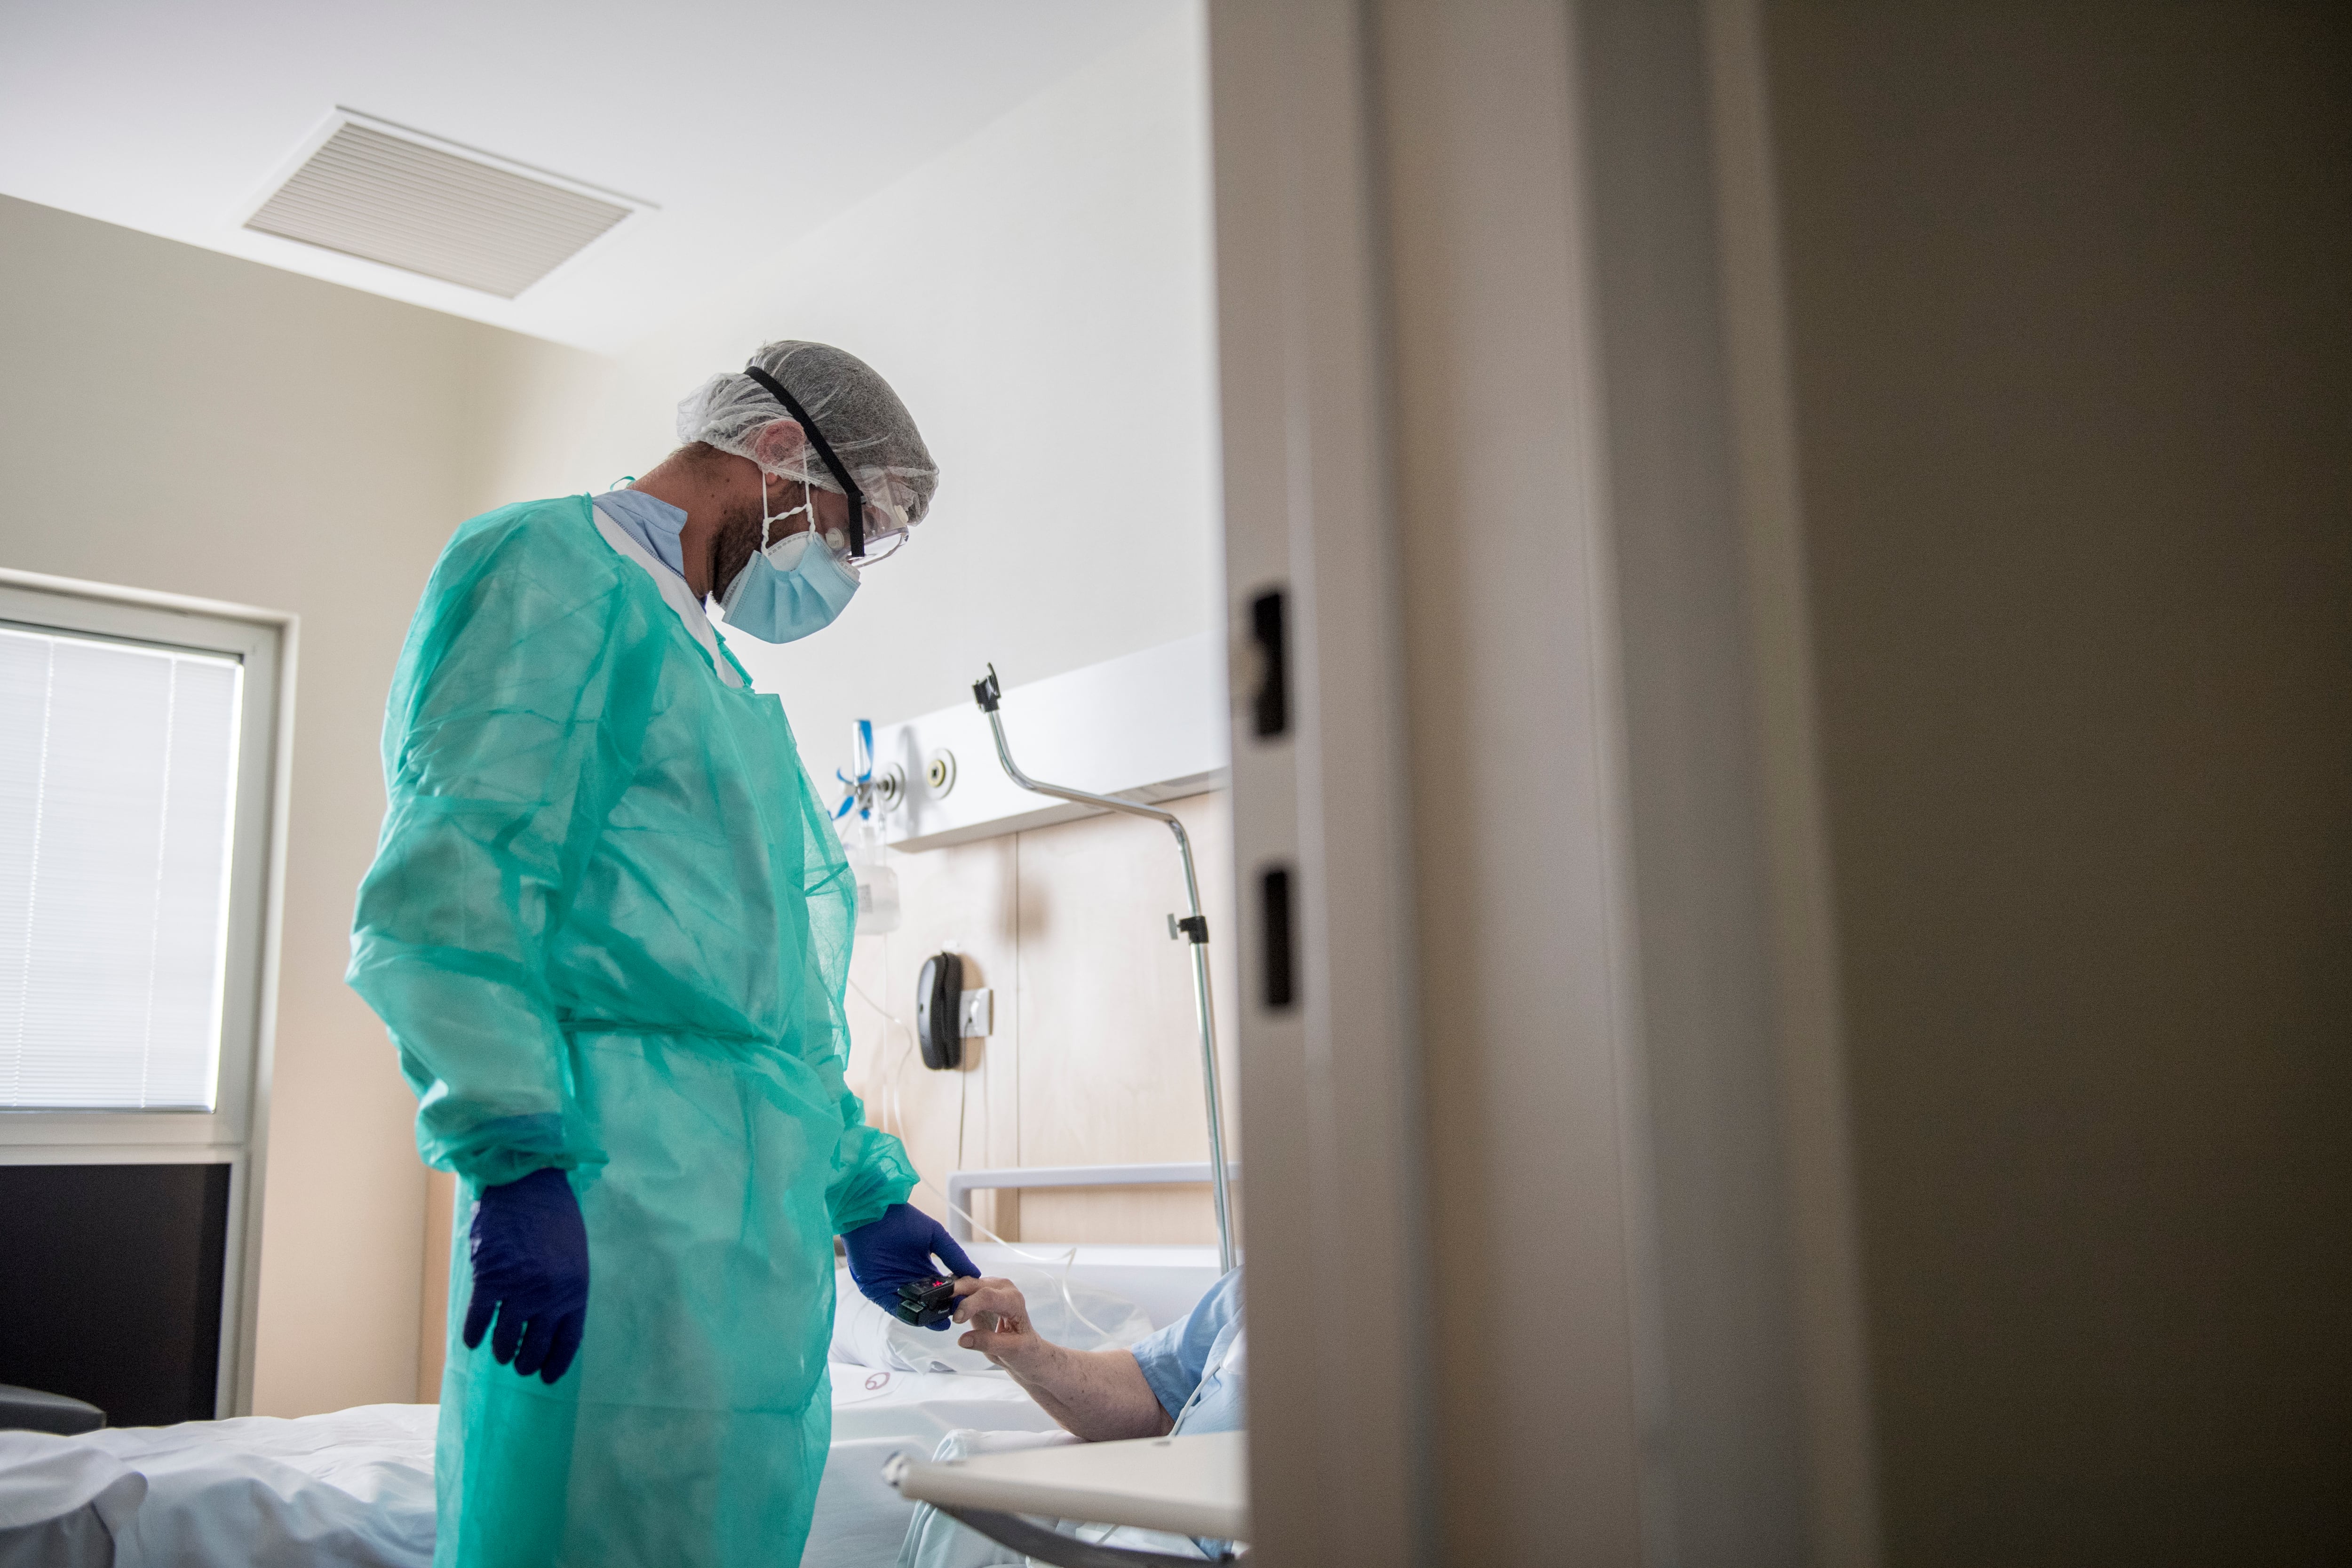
<box><xmin>0</xmin><ymin>569</ymin><xmax>293</xmax><ymax>1417</ymax></box>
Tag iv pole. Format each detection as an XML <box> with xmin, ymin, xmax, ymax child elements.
<box><xmin>972</xmin><ymin>667</ymin><xmax>1237</xmax><ymax>1275</ymax></box>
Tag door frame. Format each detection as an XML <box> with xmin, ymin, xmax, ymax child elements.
<box><xmin>1207</xmin><ymin>2</ymin><xmax>1875</xmax><ymax>1562</ymax></box>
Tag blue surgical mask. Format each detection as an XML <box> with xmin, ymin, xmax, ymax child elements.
<box><xmin>718</xmin><ymin>526</ymin><xmax>859</xmax><ymax>643</ymax></box>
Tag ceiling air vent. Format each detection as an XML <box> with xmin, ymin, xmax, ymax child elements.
<box><xmin>245</xmin><ymin>114</ymin><xmax>641</xmax><ymax>298</ymax></box>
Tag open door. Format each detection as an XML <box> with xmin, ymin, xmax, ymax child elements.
<box><xmin>1208</xmin><ymin>3</ymin><xmax>1874</xmax><ymax>1563</ymax></box>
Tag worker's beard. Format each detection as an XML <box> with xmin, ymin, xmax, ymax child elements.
<box><xmin>708</xmin><ymin>495</ymin><xmax>771</xmax><ymax>608</ymax></box>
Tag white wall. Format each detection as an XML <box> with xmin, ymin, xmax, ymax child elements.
<box><xmin>477</xmin><ymin>4</ymin><xmax>1220</xmax><ymax>786</ymax></box>
<box><xmin>0</xmin><ymin>192</ymin><xmax>602</xmax><ymax>1417</ymax></box>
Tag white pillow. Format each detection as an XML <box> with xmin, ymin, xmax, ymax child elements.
<box><xmin>829</xmin><ymin>1264</ymin><xmax>1155</xmax><ymax>1375</ymax></box>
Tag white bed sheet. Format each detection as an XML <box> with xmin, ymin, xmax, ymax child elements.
<box><xmin>5</xmin><ymin>1403</ymin><xmax>436</xmax><ymax>1568</ymax></box>
<box><xmin>0</xmin><ymin>1368</ymin><xmax>1051</xmax><ymax>1568</ymax></box>
<box><xmin>0</xmin><ymin>1250</ymin><xmax>1217</xmax><ymax>1566</ymax></box>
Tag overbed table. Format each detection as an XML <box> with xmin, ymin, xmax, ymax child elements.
<box><xmin>886</xmin><ymin>1430</ymin><xmax>1247</xmax><ymax>1566</ymax></box>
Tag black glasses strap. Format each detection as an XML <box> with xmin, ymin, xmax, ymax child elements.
<box><xmin>740</xmin><ymin>364</ymin><xmax>867</xmax><ymax>559</ymax></box>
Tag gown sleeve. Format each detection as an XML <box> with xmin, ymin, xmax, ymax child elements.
<box><xmin>823</xmin><ymin>1082</ymin><xmax>919</xmax><ymax>1234</ymax></box>
<box><xmin>793</xmin><ymin>772</ymin><xmax>920</xmax><ymax>1235</ymax></box>
<box><xmin>348</xmin><ymin>507</ymin><xmax>661</xmax><ymax>1188</ymax></box>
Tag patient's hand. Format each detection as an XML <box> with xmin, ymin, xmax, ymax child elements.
<box><xmin>951</xmin><ymin>1277</ymin><xmax>1048</xmax><ymax>1371</ymax></box>
<box><xmin>948</xmin><ymin>1276</ymin><xmax>1172</xmax><ymax>1441</ymax></box>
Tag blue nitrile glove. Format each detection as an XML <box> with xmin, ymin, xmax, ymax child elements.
<box><xmin>463</xmin><ymin>1166</ymin><xmax>590</xmax><ymax>1383</ymax></box>
<box><xmin>841</xmin><ymin>1203</ymin><xmax>979</xmax><ymax>1331</ymax></box>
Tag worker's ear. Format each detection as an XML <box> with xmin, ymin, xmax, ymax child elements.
<box><xmin>747</xmin><ymin>418</ymin><xmax>809</xmax><ymax>473</ymax></box>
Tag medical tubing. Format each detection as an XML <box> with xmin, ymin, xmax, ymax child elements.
<box><xmin>916</xmin><ymin>1178</ymin><xmax>1120</xmax><ymax>1342</ymax></box>
<box><xmin>977</xmin><ymin>691</ymin><xmax>1238</xmax><ymax>1276</ymax></box>
<box><xmin>843</xmin><ymin>972</ymin><xmax>1116</xmax><ymax>1341</ymax></box>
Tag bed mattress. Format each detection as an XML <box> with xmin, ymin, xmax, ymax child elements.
<box><xmin>0</xmin><ymin>1247</ymin><xmax>1217</xmax><ymax>1565</ymax></box>
<box><xmin>0</xmin><ymin>1365</ymin><xmax>1056</xmax><ymax>1568</ymax></box>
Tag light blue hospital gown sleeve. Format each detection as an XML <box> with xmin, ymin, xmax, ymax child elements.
<box><xmin>1129</xmin><ymin>1270</ymin><xmax>1244</xmax><ymax>1423</ymax></box>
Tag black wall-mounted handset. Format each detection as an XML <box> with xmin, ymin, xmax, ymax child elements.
<box><xmin>915</xmin><ymin>952</ymin><xmax>963</xmax><ymax>1070</ymax></box>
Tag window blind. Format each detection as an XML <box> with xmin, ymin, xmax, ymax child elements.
<box><xmin>0</xmin><ymin>624</ymin><xmax>244</xmax><ymax>1110</ymax></box>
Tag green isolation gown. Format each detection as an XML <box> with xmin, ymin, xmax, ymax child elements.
<box><xmin>349</xmin><ymin>496</ymin><xmax>916</xmax><ymax>1568</ymax></box>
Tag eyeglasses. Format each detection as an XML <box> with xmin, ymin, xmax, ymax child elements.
<box><xmin>854</xmin><ymin>522</ymin><xmax>909</xmax><ymax>565</ymax></box>
<box><xmin>850</xmin><ymin>494</ymin><xmax>915</xmax><ymax>565</ymax></box>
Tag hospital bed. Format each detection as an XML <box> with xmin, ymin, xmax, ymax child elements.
<box><xmin>0</xmin><ymin>1239</ymin><xmax>1223</xmax><ymax>1568</ymax></box>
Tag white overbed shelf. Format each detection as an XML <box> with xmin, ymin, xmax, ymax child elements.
<box><xmin>888</xmin><ymin>1429</ymin><xmax>1247</xmax><ymax>1543</ymax></box>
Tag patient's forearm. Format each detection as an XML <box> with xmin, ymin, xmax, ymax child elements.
<box><xmin>1003</xmin><ymin>1346</ymin><xmax>1174</xmax><ymax>1442</ymax></box>
<box><xmin>948</xmin><ymin>1276</ymin><xmax>1174</xmax><ymax>1440</ymax></box>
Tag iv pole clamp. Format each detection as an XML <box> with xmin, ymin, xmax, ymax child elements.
<box><xmin>972</xmin><ymin>665</ymin><xmax>1238</xmax><ymax>1275</ymax></box>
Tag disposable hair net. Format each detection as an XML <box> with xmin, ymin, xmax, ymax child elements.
<box><xmin>676</xmin><ymin>340</ymin><xmax>940</xmax><ymax>535</ymax></box>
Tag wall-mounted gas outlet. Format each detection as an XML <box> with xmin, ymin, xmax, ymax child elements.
<box><xmin>958</xmin><ymin>988</ymin><xmax>993</xmax><ymax>1038</ymax></box>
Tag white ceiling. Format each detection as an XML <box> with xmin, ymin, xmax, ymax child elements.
<box><xmin>0</xmin><ymin>0</ymin><xmax>1182</xmax><ymax>352</ymax></box>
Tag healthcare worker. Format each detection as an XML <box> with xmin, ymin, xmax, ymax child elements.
<box><xmin>350</xmin><ymin>341</ymin><xmax>977</xmax><ymax>1568</ymax></box>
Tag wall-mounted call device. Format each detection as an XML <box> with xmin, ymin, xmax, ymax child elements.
<box><xmin>915</xmin><ymin>952</ymin><xmax>963</xmax><ymax>1070</ymax></box>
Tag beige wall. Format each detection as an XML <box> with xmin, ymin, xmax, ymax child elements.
<box><xmin>1766</xmin><ymin>3</ymin><xmax>2352</xmax><ymax>1560</ymax></box>
<box><xmin>0</xmin><ymin>193</ymin><xmax>604</xmax><ymax>1417</ymax></box>
<box><xmin>848</xmin><ymin>791</ymin><xmax>1240</xmax><ymax>1247</ymax></box>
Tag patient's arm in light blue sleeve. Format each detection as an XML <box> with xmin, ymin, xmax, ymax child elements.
<box><xmin>1128</xmin><ymin>1269</ymin><xmax>1244</xmax><ymax>1422</ymax></box>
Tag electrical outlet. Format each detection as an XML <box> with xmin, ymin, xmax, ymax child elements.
<box><xmin>958</xmin><ymin>988</ymin><xmax>993</xmax><ymax>1038</ymax></box>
